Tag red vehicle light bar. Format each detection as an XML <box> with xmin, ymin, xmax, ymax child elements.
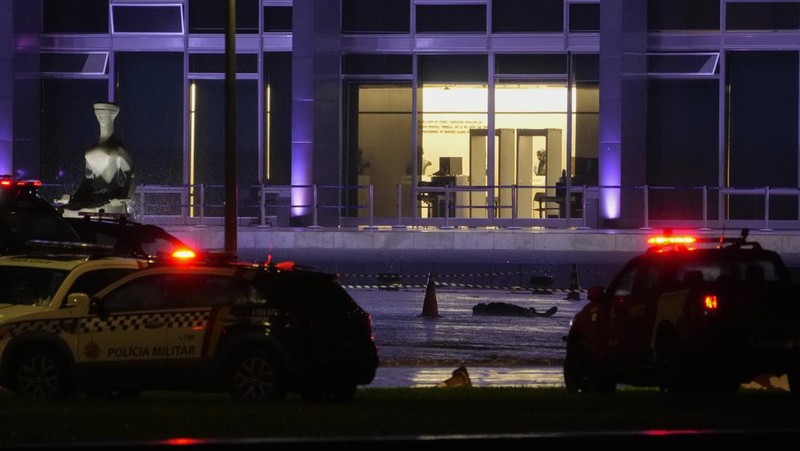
<box><xmin>647</xmin><ymin>229</ymin><xmax>757</xmax><ymax>252</ymax></box>
<box><xmin>647</xmin><ymin>235</ymin><xmax>697</xmax><ymax>246</ymax></box>
<box><xmin>0</xmin><ymin>177</ymin><xmax>42</xmax><ymax>188</ymax></box>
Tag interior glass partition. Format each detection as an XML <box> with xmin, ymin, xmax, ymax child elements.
<box><xmin>417</xmin><ymin>84</ymin><xmax>488</xmax><ymax>219</ymax></box>
<box><xmin>345</xmin><ymin>84</ymin><xmax>413</xmax><ymax>219</ymax></box>
<box><xmin>493</xmin><ymin>82</ymin><xmax>568</xmax><ymax>219</ymax></box>
<box><xmin>417</xmin><ymin>55</ymin><xmax>488</xmax><ymax>221</ymax></box>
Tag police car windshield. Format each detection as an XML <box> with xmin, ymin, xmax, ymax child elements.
<box><xmin>0</xmin><ymin>266</ymin><xmax>68</xmax><ymax>306</ymax></box>
<box><xmin>675</xmin><ymin>257</ymin><xmax>781</xmax><ymax>283</ymax></box>
<box><xmin>1</xmin><ymin>214</ymin><xmax>81</xmax><ymax>243</ymax></box>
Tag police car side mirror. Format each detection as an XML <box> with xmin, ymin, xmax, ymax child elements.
<box><xmin>587</xmin><ymin>286</ymin><xmax>605</xmax><ymax>303</ymax></box>
<box><xmin>65</xmin><ymin>293</ymin><xmax>90</xmax><ymax>309</ymax></box>
<box><xmin>87</xmin><ymin>297</ymin><xmax>106</xmax><ymax>318</ymax></box>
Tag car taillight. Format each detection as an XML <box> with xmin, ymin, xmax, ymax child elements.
<box><xmin>275</xmin><ymin>261</ymin><xmax>295</xmax><ymax>271</ymax></box>
<box><xmin>702</xmin><ymin>294</ymin><xmax>718</xmax><ymax>311</ymax></box>
<box><xmin>172</xmin><ymin>248</ymin><xmax>196</xmax><ymax>260</ymax></box>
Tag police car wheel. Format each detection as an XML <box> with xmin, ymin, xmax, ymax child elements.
<box><xmin>564</xmin><ymin>338</ymin><xmax>616</xmax><ymax>395</ymax></box>
<box><xmin>229</xmin><ymin>350</ymin><xmax>285</xmax><ymax>401</ymax></box>
<box><xmin>13</xmin><ymin>349</ymin><xmax>70</xmax><ymax>399</ymax></box>
<box><xmin>655</xmin><ymin>328</ymin><xmax>694</xmax><ymax>394</ymax></box>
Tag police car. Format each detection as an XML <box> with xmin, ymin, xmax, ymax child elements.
<box><xmin>0</xmin><ymin>245</ymin><xmax>153</xmax><ymax>397</ymax></box>
<box><xmin>0</xmin><ymin>249</ymin><xmax>378</xmax><ymax>401</ymax></box>
<box><xmin>563</xmin><ymin>229</ymin><xmax>800</xmax><ymax>395</ymax></box>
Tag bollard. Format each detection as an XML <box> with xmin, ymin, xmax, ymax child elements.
<box><xmin>419</xmin><ymin>273</ymin><xmax>441</xmax><ymax>318</ymax></box>
<box><xmin>565</xmin><ymin>263</ymin><xmax>582</xmax><ymax>301</ymax></box>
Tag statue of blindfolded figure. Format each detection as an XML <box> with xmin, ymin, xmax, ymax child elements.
<box><xmin>64</xmin><ymin>102</ymin><xmax>136</xmax><ymax>212</ymax></box>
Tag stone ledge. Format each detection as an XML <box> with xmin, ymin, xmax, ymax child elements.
<box><xmin>167</xmin><ymin>226</ymin><xmax>800</xmax><ymax>254</ymax></box>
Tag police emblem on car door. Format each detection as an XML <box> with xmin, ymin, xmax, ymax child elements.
<box><xmin>77</xmin><ymin>274</ymin><xmax>169</xmax><ymax>368</ymax></box>
<box><xmin>75</xmin><ymin>273</ymin><xmax>197</xmax><ymax>382</ymax></box>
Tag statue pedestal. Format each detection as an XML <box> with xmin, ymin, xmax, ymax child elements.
<box><xmin>59</xmin><ymin>197</ymin><xmax>132</xmax><ymax>218</ymax></box>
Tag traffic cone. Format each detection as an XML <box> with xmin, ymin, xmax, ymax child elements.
<box><xmin>565</xmin><ymin>264</ymin><xmax>582</xmax><ymax>301</ymax></box>
<box><xmin>419</xmin><ymin>273</ymin><xmax>441</xmax><ymax>318</ymax></box>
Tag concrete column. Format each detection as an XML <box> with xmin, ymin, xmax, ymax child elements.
<box><xmin>0</xmin><ymin>0</ymin><xmax>41</xmax><ymax>179</ymax></box>
<box><xmin>599</xmin><ymin>0</ymin><xmax>647</xmax><ymax>228</ymax></box>
<box><xmin>0</xmin><ymin>0</ymin><xmax>13</xmax><ymax>174</ymax></box>
<box><xmin>291</xmin><ymin>0</ymin><xmax>341</xmax><ymax>226</ymax></box>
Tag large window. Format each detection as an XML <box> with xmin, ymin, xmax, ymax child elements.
<box><xmin>493</xmin><ymin>82</ymin><xmax>569</xmax><ymax>219</ymax></box>
<box><xmin>264</xmin><ymin>53</ymin><xmax>293</xmax><ymax>185</ymax></box>
<box><xmin>115</xmin><ymin>53</ymin><xmax>183</xmax><ymax>186</ymax></box>
<box><xmin>727</xmin><ymin>2</ymin><xmax>800</xmax><ymax>31</ymax></box>
<box><xmin>492</xmin><ymin>0</ymin><xmax>563</xmax><ymax>33</ymax></box>
<box><xmin>646</xmin><ymin>79</ymin><xmax>719</xmax><ymax>221</ymax></box>
<box><xmin>569</xmin><ymin>2</ymin><xmax>599</xmax><ymax>32</ymax></box>
<box><xmin>40</xmin><ymin>79</ymin><xmax>107</xmax><ymax>193</ymax></box>
<box><xmin>647</xmin><ymin>0</ymin><xmax>720</xmax><ymax>31</ymax></box>
<box><xmin>42</xmin><ymin>0</ymin><xmax>109</xmax><ymax>33</ymax></box>
<box><xmin>572</xmin><ymin>53</ymin><xmax>599</xmax><ymax>189</ymax></box>
<box><xmin>418</xmin><ymin>55</ymin><xmax>487</xmax><ymax>219</ymax></box>
<box><xmin>189</xmin><ymin>80</ymin><xmax>259</xmax><ymax>217</ymax></box>
<box><xmin>188</xmin><ymin>0</ymin><xmax>259</xmax><ymax>33</ymax></box>
<box><xmin>111</xmin><ymin>4</ymin><xmax>184</xmax><ymax>34</ymax></box>
<box><xmin>264</xmin><ymin>6</ymin><xmax>292</xmax><ymax>32</ymax></box>
<box><xmin>342</xmin><ymin>0</ymin><xmax>409</xmax><ymax>33</ymax></box>
<box><xmin>416</xmin><ymin>4</ymin><xmax>486</xmax><ymax>33</ymax></box>
<box><xmin>345</xmin><ymin>52</ymin><xmax>596</xmax><ymax>222</ymax></box>
<box><xmin>346</xmin><ymin>84</ymin><xmax>413</xmax><ymax>219</ymax></box>
<box><xmin>726</xmin><ymin>51</ymin><xmax>799</xmax><ymax>221</ymax></box>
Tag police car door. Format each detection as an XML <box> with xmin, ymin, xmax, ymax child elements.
<box><xmin>161</xmin><ymin>271</ymin><xmax>234</xmax><ymax>365</ymax></box>
<box><xmin>76</xmin><ymin>273</ymin><xmax>171</xmax><ymax>384</ymax></box>
<box><xmin>604</xmin><ymin>260</ymin><xmax>660</xmax><ymax>364</ymax></box>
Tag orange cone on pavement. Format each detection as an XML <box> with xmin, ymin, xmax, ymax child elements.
<box><xmin>420</xmin><ymin>273</ymin><xmax>441</xmax><ymax>318</ymax></box>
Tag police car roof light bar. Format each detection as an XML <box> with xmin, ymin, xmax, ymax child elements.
<box><xmin>647</xmin><ymin>229</ymin><xmax>759</xmax><ymax>253</ymax></box>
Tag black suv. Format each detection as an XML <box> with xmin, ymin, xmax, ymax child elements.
<box><xmin>564</xmin><ymin>230</ymin><xmax>800</xmax><ymax>395</ymax></box>
<box><xmin>4</xmin><ymin>253</ymin><xmax>378</xmax><ymax>401</ymax></box>
<box><xmin>0</xmin><ymin>176</ymin><xmax>192</xmax><ymax>258</ymax></box>
<box><xmin>0</xmin><ymin>177</ymin><xmax>82</xmax><ymax>253</ymax></box>
<box><xmin>64</xmin><ymin>214</ymin><xmax>193</xmax><ymax>258</ymax></box>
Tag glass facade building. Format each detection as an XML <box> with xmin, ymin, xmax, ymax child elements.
<box><xmin>2</xmin><ymin>1</ymin><xmax>800</xmax><ymax>229</ymax></box>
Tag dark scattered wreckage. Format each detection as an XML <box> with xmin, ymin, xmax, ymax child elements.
<box><xmin>436</xmin><ymin>365</ymin><xmax>472</xmax><ymax>388</ymax></box>
<box><xmin>472</xmin><ymin>302</ymin><xmax>557</xmax><ymax>318</ymax></box>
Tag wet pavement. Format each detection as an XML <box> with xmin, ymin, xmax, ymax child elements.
<box><xmin>344</xmin><ymin>285</ymin><xmax>585</xmax><ymax>389</ymax></box>
<box><xmin>370</xmin><ymin>365</ymin><xmax>565</xmax><ymax>388</ymax></box>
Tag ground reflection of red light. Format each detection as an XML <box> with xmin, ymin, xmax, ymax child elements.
<box><xmin>643</xmin><ymin>429</ymin><xmax>702</xmax><ymax>436</ymax></box>
<box><xmin>164</xmin><ymin>437</ymin><xmax>205</xmax><ymax>446</ymax></box>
